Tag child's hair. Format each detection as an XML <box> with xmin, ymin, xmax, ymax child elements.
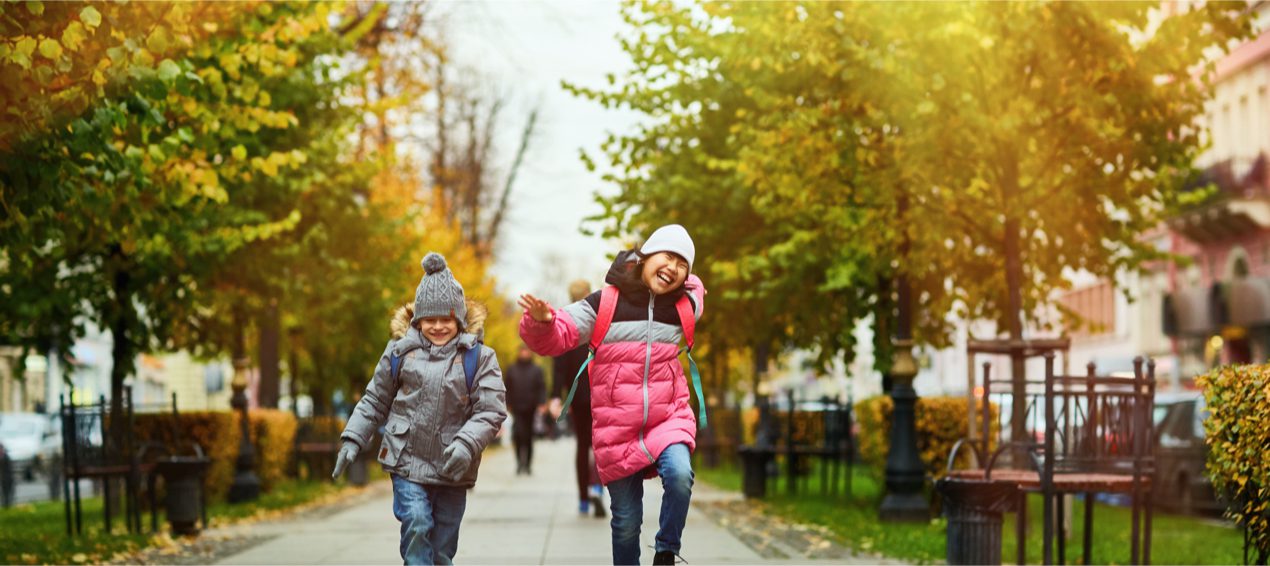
<box><xmin>612</xmin><ymin>249</ymin><xmax>688</xmax><ymax>301</ymax></box>
<box><xmin>610</xmin><ymin>249</ymin><xmax>646</xmax><ymax>291</ymax></box>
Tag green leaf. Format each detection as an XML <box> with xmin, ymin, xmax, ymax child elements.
<box><xmin>231</xmin><ymin>145</ymin><xmax>247</xmax><ymax>160</ymax></box>
<box><xmin>146</xmin><ymin>28</ymin><xmax>170</xmax><ymax>55</ymax></box>
<box><xmin>37</xmin><ymin>37</ymin><xmax>62</xmax><ymax>60</ymax></box>
<box><xmin>79</xmin><ymin>6</ymin><xmax>101</xmax><ymax>27</ymax></box>
<box><xmin>61</xmin><ymin>22</ymin><xmax>87</xmax><ymax>52</ymax></box>
<box><xmin>25</xmin><ymin>1</ymin><xmax>43</xmax><ymax>16</ymax></box>
<box><xmin>157</xmin><ymin>59</ymin><xmax>180</xmax><ymax>82</ymax></box>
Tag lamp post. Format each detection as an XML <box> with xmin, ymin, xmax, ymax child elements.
<box><xmin>228</xmin><ymin>357</ymin><xmax>260</xmax><ymax>503</ymax></box>
<box><xmin>879</xmin><ymin>272</ymin><xmax>930</xmax><ymax>521</ymax></box>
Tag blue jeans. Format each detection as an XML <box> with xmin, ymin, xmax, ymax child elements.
<box><xmin>606</xmin><ymin>443</ymin><xmax>694</xmax><ymax>565</ymax></box>
<box><xmin>391</xmin><ymin>474</ymin><xmax>468</xmax><ymax>565</ymax></box>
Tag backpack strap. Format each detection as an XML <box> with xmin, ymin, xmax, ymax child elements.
<box><xmin>463</xmin><ymin>345</ymin><xmax>480</xmax><ymax>391</ymax></box>
<box><xmin>390</xmin><ymin>343</ymin><xmax>481</xmax><ymax>392</ymax></box>
<box><xmin>675</xmin><ymin>294</ymin><xmax>707</xmax><ymax>429</ymax></box>
<box><xmin>390</xmin><ymin>353</ymin><xmax>404</xmax><ymax>382</ymax></box>
<box><xmin>389</xmin><ymin>344</ymin><xmax>420</xmax><ymax>382</ymax></box>
<box><xmin>675</xmin><ymin>295</ymin><xmax>696</xmax><ymax>350</ymax></box>
<box><xmin>558</xmin><ymin>286</ymin><xmax>619</xmax><ymax>424</ymax></box>
<box><xmin>590</xmin><ymin>285</ymin><xmax>619</xmax><ymax>351</ymax></box>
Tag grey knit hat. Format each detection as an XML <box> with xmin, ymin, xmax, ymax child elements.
<box><xmin>412</xmin><ymin>252</ymin><xmax>467</xmax><ymax>327</ymax></box>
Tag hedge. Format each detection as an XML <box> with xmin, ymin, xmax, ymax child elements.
<box><xmin>133</xmin><ymin>409</ymin><xmax>298</xmax><ymax>503</ymax></box>
<box><xmin>854</xmin><ymin>395</ymin><xmax>998</xmax><ymax>480</ymax></box>
<box><xmin>1198</xmin><ymin>364</ymin><xmax>1270</xmax><ymax>562</ymax></box>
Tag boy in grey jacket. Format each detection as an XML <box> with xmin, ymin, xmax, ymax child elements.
<box><xmin>333</xmin><ymin>252</ymin><xmax>507</xmax><ymax>565</ymax></box>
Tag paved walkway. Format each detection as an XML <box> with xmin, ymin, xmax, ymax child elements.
<box><xmin>213</xmin><ymin>438</ymin><xmax>886</xmax><ymax>565</ymax></box>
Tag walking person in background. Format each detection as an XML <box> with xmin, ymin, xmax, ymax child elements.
<box><xmin>505</xmin><ymin>344</ymin><xmax>546</xmax><ymax>475</ymax></box>
<box><xmin>519</xmin><ymin>224</ymin><xmax>707</xmax><ymax>565</ymax></box>
<box><xmin>333</xmin><ymin>253</ymin><xmax>507</xmax><ymax>566</ymax></box>
<box><xmin>552</xmin><ymin>279</ymin><xmax>606</xmax><ymax>518</ymax></box>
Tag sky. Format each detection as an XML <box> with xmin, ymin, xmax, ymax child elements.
<box><xmin>435</xmin><ymin>0</ymin><xmax>643</xmax><ymax>306</ymax></box>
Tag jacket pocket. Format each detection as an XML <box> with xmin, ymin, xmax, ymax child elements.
<box><xmin>377</xmin><ymin>416</ymin><xmax>411</xmax><ymax>468</ymax></box>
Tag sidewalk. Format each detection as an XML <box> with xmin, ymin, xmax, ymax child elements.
<box><xmin>213</xmin><ymin>438</ymin><xmax>880</xmax><ymax>565</ymax></box>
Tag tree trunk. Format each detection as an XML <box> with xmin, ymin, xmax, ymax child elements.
<box><xmin>232</xmin><ymin>304</ymin><xmax>247</xmax><ymax>365</ymax></box>
<box><xmin>256</xmin><ymin>300</ymin><xmax>281</xmax><ymax>408</ymax></box>
<box><xmin>751</xmin><ymin>342</ymin><xmax>769</xmax><ymax>396</ymax></box>
<box><xmin>311</xmin><ymin>360</ymin><xmax>329</xmax><ymax>416</ymax></box>
<box><xmin>107</xmin><ymin>245</ymin><xmax>135</xmax><ymax>446</ymax></box>
<box><xmin>288</xmin><ymin>340</ymin><xmax>301</xmax><ymax>418</ymax></box>
<box><xmin>1001</xmin><ymin>153</ymin><xmax>1028</xmax><ymax>462</ymax></box>
<box><xmin>875</xmin><ymin>277</ymin><xmax>894</xmax><ymax>393</ymax></box>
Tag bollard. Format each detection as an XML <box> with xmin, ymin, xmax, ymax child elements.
<box><xmin>738</xmin><ymin>446</ymin><xmax>771</xmax><ymax>499</ymax></box>
<box><xmin>936</xmin><ymin>477</ymin><xmax>1018</xmax><ymax>565</ymax></box>
<box><xmin>0</xmin><ymin>448</ymin><xmax>13</xmax><ymax>508</ymax></box>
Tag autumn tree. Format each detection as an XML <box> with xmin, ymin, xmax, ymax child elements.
<box><xmin>575</xmin><ymin>0</ymin><xmax>1249</xmax><ymax>404</ymax></box>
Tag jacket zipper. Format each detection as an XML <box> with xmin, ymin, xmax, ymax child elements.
<box><xmin>638</xmin><ymin>291</ymin><xmax>656</xmax><ymax>464</ymax></box>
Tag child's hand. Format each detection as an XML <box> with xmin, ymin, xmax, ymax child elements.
<box><xmin>439</xmin><ymin>441</ymin><xmax>473</xmax><ymax>481</ymax></box>
<box><xmin>331</xmin><ymin>441</ymin><xmax>358</xmax><ymax>479</ymax></box>
<box><xmin>517</xmin><ymin>293</ymin><xmax>554</xmax><ymax>323</ymax></box>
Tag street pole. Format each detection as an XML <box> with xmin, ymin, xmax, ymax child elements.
<box><xmin>228</xmin><ymin>357</ymin><xmax>260</xmax><ymax>503</ymax></box>
<box><xmin>879</xmin><ymin>270</ymin><xmax>930</xmax><ymax>521</ymax></box>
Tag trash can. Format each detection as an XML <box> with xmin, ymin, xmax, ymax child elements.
<box><xmin>935</xmin><ymin>477</ymin><xmax>1018</xmax><ymax>565</ymax></box>
<box><xmin>738</xmin><ymin>445</ymin><xmax>772</xmax><ymax>499</ymax></box>
<box><xmin>156</xmin><ymin>456</ymin><xmax>210</xmax><ymax>536</ymax></box>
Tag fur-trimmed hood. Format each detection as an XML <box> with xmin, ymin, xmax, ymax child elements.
<box><xmin>391</xmin><ymin>299</ymin><xmax>487</xmax><ymax>341</ymax></box>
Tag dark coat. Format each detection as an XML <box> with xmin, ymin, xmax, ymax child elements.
<box><xmin>505</xmin><ymin>360</ymin><xmax>546</xmax><ymax>415</ymax></box>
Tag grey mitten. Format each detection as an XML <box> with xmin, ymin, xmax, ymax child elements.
<box><xmin>331</xmin><ymin>441</ymin><xmax>359</xmax><ymax>479</ymax></box>
<box><xmin>439</xmin><ymin>441</ymin><xmax>473</xmax><ymax>481</ymax></box>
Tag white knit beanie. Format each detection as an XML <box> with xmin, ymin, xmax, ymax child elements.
<box><xmin>639</xmin><ymin>224</ymin><xmax>695</xmax><ymax>271</ymax></box>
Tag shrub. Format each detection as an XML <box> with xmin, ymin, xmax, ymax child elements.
<box><xmin>854</xmin><ymin>395</ymin><xmax>998</xmax><ymax>479</ymax></box>
<box><xmin>134</xmin><ymin>409</ymin><xmax>298</xmax><ymax>503</ymax></box>
<box><xmin>1198</xmin><ymin>364</ymin><xmax>1270</xmax><ymax>563</ymax></box>
<box><xmin>251</xmin><ymin>409</ymin><xmax>298</xmax><ymax>492</ymax></box>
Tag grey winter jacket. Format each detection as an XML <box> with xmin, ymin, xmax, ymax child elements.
<box><xmin>341</xmin><ymin>301</ymin><xmax>507</xmax><ymax>488</ymax></box>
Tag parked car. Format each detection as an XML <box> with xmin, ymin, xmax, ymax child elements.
<box><xmin>1154</xmin><ymin>391</ymin><xmax>1223</xmax><ymax>516</ymax></box>
<box><xmin>0</xmin><ymin>413</ymin><xmax>60</xmax><ymax>481</ymax></box>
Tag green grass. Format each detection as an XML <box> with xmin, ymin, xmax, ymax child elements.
<box><xmin>696</xmin><ymin>459</ymin><xmax>1245</xmax><ymax>565</ymax></box>
<box><xmin>0</xmin><ymin>477</ymin><xmax>367</xmax><ymax>565</ymax></box>
<box><xmin>0</xmin><ymin>496</ymin><xmax>151</xmax><ymax>565</ymax></box>
<box><xmin>205</xmin><ymin>478</ymin><xmax>346</xmax><ymax>522</ymax></box>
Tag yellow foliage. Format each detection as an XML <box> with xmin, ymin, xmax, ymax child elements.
<box><xmin>134</xmin><ymin>409</ymin><xmax>298</xmax><ymax>502</ymax></box>
<box><xmin>854</xmin><ymin>395</ymin><xmax>998</xmax><ymax>479</ymax></box>
<box><xmin>1199</xmin><ymin>364</ymin><xmax>1270</xmax><ymax>555</ymax></box>
<box><xmin>366</xmin><ymin>162</ymin><xmax>522</xmax><ymax>369</ymax></box>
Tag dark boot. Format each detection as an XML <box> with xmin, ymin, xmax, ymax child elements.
<box><xmin>652</xmin><ymin>550</ymin><xmax>676</xmax><ymax>565</ymax></box>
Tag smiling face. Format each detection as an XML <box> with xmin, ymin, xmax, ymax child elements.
<box><xmin>418</xmin><ymin>316</ymin><xmax>459</xmax><ymax>346</ymax></box>
<box><xmin>640</xmin><ymin>251</ymin><xmax>690</xmax><ymax>295</ymax></box>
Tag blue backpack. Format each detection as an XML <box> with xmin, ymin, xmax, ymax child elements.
<box><xmin>389</xmin><ymin>345</ymin><xmax>481</xmax><ymax>390</ymax></box>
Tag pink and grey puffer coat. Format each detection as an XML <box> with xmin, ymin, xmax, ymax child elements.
<box><xmin>520</xmin><ymin>251</ymin><xmax>705</xmax><ymax>485</ymax></box>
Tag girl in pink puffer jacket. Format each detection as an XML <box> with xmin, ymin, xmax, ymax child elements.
<box><xmin>518</xmin><ymin>224</ymin><xmax>705</xmax><ymax>566</ymax></box>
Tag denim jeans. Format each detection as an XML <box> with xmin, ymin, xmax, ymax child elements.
<box><xmin>391</xmin><ymin>474</ymin><xmax>468</xmax><ymax>565</ymax></box>
<box><xmin>606</xmin><ymin>443</ymin><xmax>694</xmax><ymax>565</ymax></box>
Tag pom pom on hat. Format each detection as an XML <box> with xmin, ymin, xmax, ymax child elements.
<box><xmin>422</xmin><ymin>252</ymin><xmax>447</xmax><ymax>275</ymax></box>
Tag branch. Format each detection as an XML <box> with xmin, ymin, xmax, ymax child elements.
<box><xmin>486</xmin><ymin>107</ymin><xmax>538</xmax><ymax>248</ymax></box>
